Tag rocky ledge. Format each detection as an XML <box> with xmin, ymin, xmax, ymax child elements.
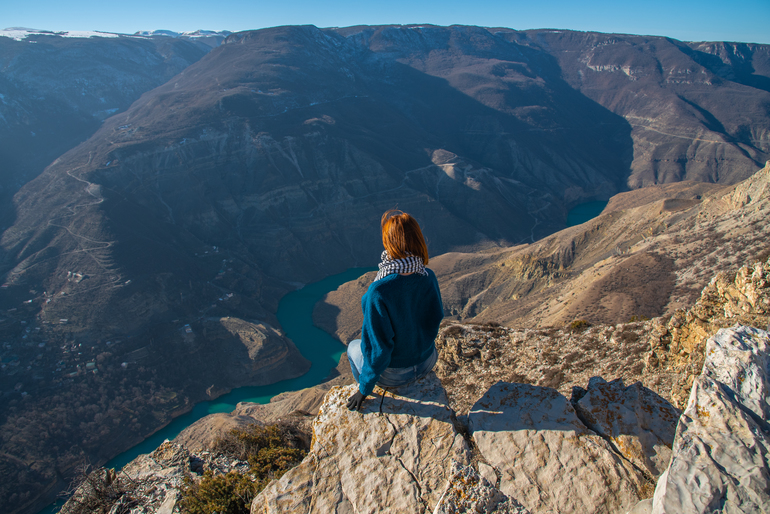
<box><xmin>249</xmin><ymin>325</ymin><xmax>768</xmax><ymax>514</ymax></box>
<box><xmin>61</xmin><ymin>323</ymin><xmax>769</xmax><ymax>514</ymax></box>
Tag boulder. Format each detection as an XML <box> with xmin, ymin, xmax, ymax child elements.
<box><xmin>702</xmin><ymin>325</ymin><xmax>770</xmax><ymax>420</ymax></box>
<box><xmin>469</xmin><ymin>382</ymin><xmax>652</xmax><ymax>514</ymax></box>
<box><xmin>251</xmin><ymin>372</ymin><xmax>469</xmax><ymax>514</ymax></box>
<box><xmin>574</xmin><ymin>376</ymin><xmax>680</xmax><ymax>477</ymax></box>
<box><xmin>650</xmin><ymin>326</ymin><xmax>770</xmax><ymax>513</ymax></box>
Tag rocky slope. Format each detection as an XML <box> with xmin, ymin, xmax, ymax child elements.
<box><xmin>34</xmin><ymin>164</ymin><xmax>770</xmax><ymax>513</ymax></box>
<box><xmin>515</xmin><ymin>30</ymin><xmax>770</xmax><ymax>187</ymax></box>
<box><xmin>316</xmin><ymin>161</ymin><xmax>770</xmax><ymax>342</ymax></box>
<box><xmin>70</xmin><ymin>321</ymin><xmax>770</xmax><ymax>513</ymax></box>
<box><xmin>6</xmin><ymin>26</ymin><xmax>770</xmax><ymax>343</ymax></box>
<box><xmin>55</xmin><ymin>242</ymin><xmax>770</xmax><ymax>513</ymax></box>
<box><xmin>0</xmin><ymin>30</ymin><xmax>222</xmax><ymax>214</ymax></box>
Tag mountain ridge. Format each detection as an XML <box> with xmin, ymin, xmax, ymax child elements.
<box><xmin>2</xmin><ymin>24</ymin><xmax>770</xmax><ymax>514</ymax></box>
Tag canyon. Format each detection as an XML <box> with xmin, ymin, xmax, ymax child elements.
<box><xmin>58</xmin><ymin>158</ymin><xmax>770</xmax><ymax>513</ymax></box>
<box><xmin>1</xmin><ymin>24</ymin><xmax>769</xmax><ymax>514</ymax></box>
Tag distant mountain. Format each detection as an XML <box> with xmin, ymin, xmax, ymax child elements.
<box><xmin>518</xmin><ymin>29</ymin><xmax>770</xmax><ymax>186</ymax></box>
<box><xmin>132</xmin><ymin>29</ymin><xmax>231</xmax><ymax>47</ymax></box>
<box><xmin>0</xmin><ymin>28</ymin><xmax>225</xmax><ymax>218</ymax></box>
<box><xmin>5</xmin><ymin>25</ymin><xmax>769</xmax><ymax>331</ymax></box>
<box><xmin>1</xmin><ymin>24</ymin><xmax>769</xmax><ymax>514</ymax></box>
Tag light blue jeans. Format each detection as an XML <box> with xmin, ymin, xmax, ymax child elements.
<box><xmin>347</xmin><ymin>339</ymin><xmax>438</xmax><ymax>389</ymax></box>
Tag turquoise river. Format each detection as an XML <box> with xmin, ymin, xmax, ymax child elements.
<box><xmin>41</xmin><ymin>266</ymin><xmax>376</xmax><ymax>513</ymax></box>
<box><xmin>40</xmin><ymin>202</ymin><xmax>608</xmax><ymax>512</ymax></box>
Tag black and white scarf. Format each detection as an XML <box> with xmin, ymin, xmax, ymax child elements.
<box><xmin>374</xmin><ymin>250</ymin><xmax>428</xmax><ymax>281</ymax></box>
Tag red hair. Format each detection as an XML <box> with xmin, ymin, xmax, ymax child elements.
<box><xmin>381</xmin><ymin>210</ymin><xmax>429</xmax><ymax>264</ymax></box>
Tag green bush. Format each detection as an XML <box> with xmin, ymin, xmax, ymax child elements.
<box><xmin>180</xmin><ymin>424</ymin><xmax>307</xmax><ymax>514</ymax></box>
<box><xmin>179</xmin><ymin>471</ymin><xmax>257</xmax><ymax>514</ymax></box>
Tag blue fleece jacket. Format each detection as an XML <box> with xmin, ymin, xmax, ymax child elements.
<box><xmin>357</xmin><ymin>268</ymin><xmax>443</xmax><ymax>396</ymax></box>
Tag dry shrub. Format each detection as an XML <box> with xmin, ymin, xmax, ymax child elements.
<box><xmin>568</xmin><ymin>319</ymin><xmax>591</xmax><ymax>332</ymax></box>
<box><xmin>181</xmin><ymin>424</ymin><xmax>308</xmax><ymax>514</ymax></box>
<box><xmin>507</xmin><ymin>372</ymin><xmax>528</xmax><ymax>384</ymax></box>
<box><xmin>619</xmin><ymin>330</ymin><xmax>640</xmax><ymax>344</ymax></box>
<box><xmin>443</xmin><ymin>325</ymin><xmax>465</xmax><ymax>338</ymax></box>
<box><xmin>541</xmin><ymin>351</ymin><xmax>559</xmax><ymax>365</ymax></box>
<box><xmin>61</xmin><ymin>466</ymin><xmax>141</xmax><ymax>514</ymax></box>
<box><xmin>564</xmin><ymin>351</ymin><xmax>582</xmax><ymax>364</ymax></box>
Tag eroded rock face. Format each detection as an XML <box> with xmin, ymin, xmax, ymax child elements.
<box><xmin>573</xmin><ymin>376</ymin><xmax>680</xmax><ymax>478</ymax></box>
<box><xmin>703</xmin><ymin>326</ymin><xmax>770</xmax><ymax>421</ymax></box>
<box><xmin>469</xmin><ymin>382</ymin><xmax>652</xmax><ymax>514</ymax></box>
<box><xmin>648</xmin><ymin>258</ymin><xmax>770</xmax><ymax>408</ymax></box>
<box><xmin>251</xmin><ymin>373</ymin><xmax>469</xmax><ymax>514</ymax></box>
<box><xmin>650</xmin><ymin>326</ymin><xmax>770</xmax><ymax>513</ymax></box>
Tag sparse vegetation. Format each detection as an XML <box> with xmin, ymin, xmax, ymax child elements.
<box><xmin>568</xmin><ymin>319</ymin><xmax>592</xmax><ymax>332</ymax></box>
<box><xmin>564</xmin><ymin>351</ymin><xmax>582</xmax><ymax>364</ymax></box>
<box><xmin>542</xmin><ymin>351</ymin><xmax>559</xmax><ymax>365</ymax></box>
<box><xmin>180</xmin><ymin>471</ymin><xmax>258</xmax><ymax>514</ymax></box>
<box><xmin>443</xmin><ymin>325</ymin><xmax>465</xmax><ymax>338</ymax></box>
<box><xmin>180</xmin><ymin>424</ymin><xmax>307</xmax><ymax>514</ymax></box>
<box><xmin>60</xmin><ymin>466</ymin><xmax>141</xmax><ymax>514</ymax></box>
<box><xmin>539</xmin><ymin>369</ymin><xmax>564</xmax><ymax>389</ymax></box>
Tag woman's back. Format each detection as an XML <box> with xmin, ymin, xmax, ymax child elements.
<box><xmin>361</xmin><ymin>269</ymin><xmax>443</xmax><ymax>369</ymax></box>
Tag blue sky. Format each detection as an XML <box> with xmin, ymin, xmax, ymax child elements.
<box><xmin>5</xmin><ymin>0</ymin><xmax>770</xmax><ymax>44</ymax></box>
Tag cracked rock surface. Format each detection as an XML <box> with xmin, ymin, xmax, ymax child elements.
<box><xmin>250</xmin><ymin>372</ymin><xmax>469</xmax><ymax>514</ymax></box>
<box><xmin>469</xmin><ymin>382</ymin><xmax>652</xmax><ymax>514</ymax></box>
<box><xmin>573</xmin><ymin>376</ymin><xmax>680</xmax><ymax>478</ymax></box>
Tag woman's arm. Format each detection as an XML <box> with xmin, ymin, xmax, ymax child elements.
<box><xmin>357</xmin><ymin>288</ymin><xmax>396</xmax><ymax>396</ymax></box>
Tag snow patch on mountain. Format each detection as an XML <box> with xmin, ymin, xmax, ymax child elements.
<box><xmin>0</xmin><ymin>28</ymin><xmax>121</xmax><ymax>40</ymax></box>
<box><xmin>1</xmin><ymin>27</ymin><xmax>231</xmax><ymax>42</ymax></box>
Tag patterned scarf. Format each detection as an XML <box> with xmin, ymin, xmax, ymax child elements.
<box><xmin>374</xmin><ymin>250</ymin><xmax>428</xmax><ymax>281</ymax></box>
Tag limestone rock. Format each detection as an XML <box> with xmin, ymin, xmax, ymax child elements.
<box><xmin>574</xmin><ymin>377</ymin><xmax>680</xmax><ymax>477</ymax></box>
<box><xmin>650</xmin><ymin>326</ymin><xmax>770</xmax><ymax>513</ymax></box>
<box><xmin>627</xmin><ymin>498</ymin><xmax>653</xmax><ymax>514</ymax></box>
<box><xmin>60</xmin><ymin>441</ymin><xmax>249</xmax><ymax>514</ymax></box>
<box><xmin>653</xmin><ymin>258</ymin><xmax>770</xmax><ymax>408</ymax></box>
<box><xmin>251</xmin><ymin>372</ymin><xmax>469</xmax><ymax>514</ymax></box>
<box><xmin>702</xmin><ymin>325</ymin><xmax>770</xmax><ymax>420</ymax></box>
<box><xmin>469</xmin><ymin>382</ymin><xmax>652</xmax><ymax>514</ymax></box>
<box><xmin>433</xmin><ymin>462</ymin><xmax>529</xmax><ymax>514</ymax></box>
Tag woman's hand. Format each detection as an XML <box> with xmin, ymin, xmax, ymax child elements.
<box><xmin>346</xmin><ymin>391</ymin><xmax>367</xmax><ymax>411</ymax></box>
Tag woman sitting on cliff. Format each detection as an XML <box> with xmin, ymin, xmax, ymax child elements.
<box><xmin>346</xmin><ymin>210</ymin><xmax>444</xmax><ymax>411</ymax></box>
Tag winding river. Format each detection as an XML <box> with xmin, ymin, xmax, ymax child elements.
<box><xmin>41</xmin><ymin>266</ymin><xmax>375</xmax><ymax>513</ymax></box>
<box><xmin>41</xmin><ymin>203</ymin><xmax>610</xmax><ymax>512</ymax></box>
